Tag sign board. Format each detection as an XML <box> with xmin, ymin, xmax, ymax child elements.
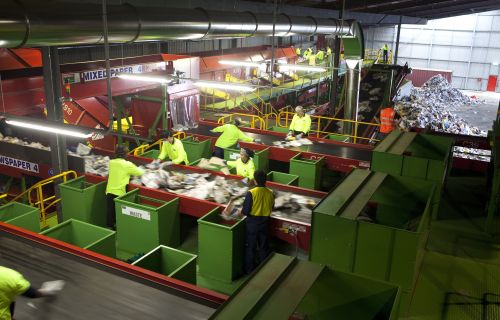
<box><xmin>121</xmin><ymin>205</ymin><xmax>151</xmax><ymax>221</ymax></box>
<box><xmin>0</xmin><ymin>155</ymin><xmax>39</xmax><ymax>173</ymax></box>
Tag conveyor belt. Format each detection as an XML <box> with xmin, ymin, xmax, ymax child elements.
<box><xmin>0</xmin><ymin>232</ymin><xmax>215</xmax><ymax>320</ymax></box>
<box><xmin>187</xmin><ymin>124</ymin><xmax>372</xmax><ymax>162</ymax></box>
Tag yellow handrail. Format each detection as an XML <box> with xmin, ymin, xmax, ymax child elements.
<box><xmin>8</xmin><ymin>170</ymin><xmax>78</xmax><ymax>227</ymax></box>
<box><xmin>131</xmin><ymin>131</ymin><xmax>186</xmax><ymax>156</ymax></box>
<box><xmin>277</xmin><ymin>111</ymin><xmax>381</xmax><ymax>143</ymax></box>
<box><xmin>217</xmin><ymin>113</ymin><xmax>264</xmax><ymax>130</ymax></box>
<box><xmin>263</xmin><ymin>112</ymin><xmax>278</xmax><ymax>130</ymax></box>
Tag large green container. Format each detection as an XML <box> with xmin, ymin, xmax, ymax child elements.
<box><xmin>223</xmin><ymin>147</ymin><xmax>269</xmax><ymax>172</ymax></box>
<box><xmin>267</xmin><ymin>171</ymin><xmax>299</xmax><ymax>186</ymax></box>
<box><xmin>182</xmin><ymin>136</ymin><xmax>212</xmax><ymax>165</ymax></box>
<box><xmin>310</xmin><ymin>169</ymin><xmax>436</xmax><ymax>312</ymax></box>
<box><xmin>114</xmin><ymin>189</ymin><xmax>180</xmax><ymax>260</ymax></box>
<box><xmin>371</xmin><ymin>131</ymin><xmax>453</xmax><ymax>184</ymax></box>
<box><xmin>41</xmin><ymin>219</ymin><xmax>115</xmax><ymax>257</ymax></box>
<box><xmin>289</xmin><ymin>153</ymin><xmax>325</xmax><ymax>190</ymax></box>
<box><xmin>59</xmin><ymin>176</ymin><xmax>107</xmax><ymax>227</ymax></box>
<box><xmin>198</xmin><ymin>208</ymin><xmax>245</xmax><ymax>282</ymax></box>
<box><xmin>140</xmin><ymin>149</ymin><xmax>160</xmax><ymax>159</ymax></box>
<box><xmin>0</xmin><ymin>202</ymin><xmax>40</xmax><ymax>232</ymax></box>
<box><xmin>132</xmin><ymin>245</ymin><xmax>197</xmax><ymax>285</ymax></box>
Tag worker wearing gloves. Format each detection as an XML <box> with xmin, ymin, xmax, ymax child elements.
<box><xmin>0</xmin><ymin>266</ymin><xmax>65</xmax><ymax>320</ymax></box>
<box><xmin>211</xmin><ymin>117</ymin><xmax>256</xmax><ymax>159</ymax></box>
<box><xmin>153</xmin><ymin>131</ymin><xmax>188</xmax><ymax>166</ymax></box>
<box><xmin>105</xmin><ymin>146</ymin><xmax>144</xmax><ymax>230</ymax></box>
<box><xmin>226</xmin><ymin>147</ymin><xmax>255</xmax><ymax>183</ymax></box>
<box><xmin>287</xmin><ymin>106</ymin><xmax>312</xmax><ymax>140</ymax></box>
<box><xmin>316</xmin><ymin>49</ymin><xmax>325</xmax><ymax>63</ymax></box>
<box><xmin>239</xmin><ymin>170</ymin><xmax>275</xmax><ymax>274</ymax></box>
<box><xmin>295</xmin><ymin>47</ymin><xmax>301</xmax><ymax>56</ymax></box>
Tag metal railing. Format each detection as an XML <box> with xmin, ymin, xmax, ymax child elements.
<box><xmin>276</xmin><ymin>111</ymin><xmax>381</xmax><ymax>143</ymax></box>
<box><xmin>7</xmin><ymin>171</ymin><xmax>78</xmax><ymax>227</ymax></box>
<box><xmin>130</xmin><ymin>131</ymin><xmax>186</xmax><ymax>156</ymax></box>
<box><xmin>217</xmin><ymin>113</ymin><xmax>264</xmax><ymax>130</ymax></box>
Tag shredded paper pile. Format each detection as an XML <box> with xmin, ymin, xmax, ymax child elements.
<box><xmin>396</xmin><ymin>75</ymin><xmax>486</xmax><ymax>136</ymax></box>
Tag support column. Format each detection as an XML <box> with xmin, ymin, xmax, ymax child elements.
<box><xmin>344</xmin><ymin>59</ymin><xmax>361</xmax><ymax>142</ymax></box>
<box><xmin>394</xmin><ymin>15</ymin><xmax>402</xmax><ymax>65</ymax></box>
<box><xmin>42</xmin><ymin>46</ymin><xmax>68</xmax><ymax>175</ymax></box>
<box><xmin>329</xmin><ymin>8</ymin><xmax>343</xmax><ymax>116</ymax></box>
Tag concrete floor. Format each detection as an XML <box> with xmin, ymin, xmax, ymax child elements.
<box><xmin>454</xmin><ymin>90</ymin><xmax>500</xmax><ymax>132</ymax></box>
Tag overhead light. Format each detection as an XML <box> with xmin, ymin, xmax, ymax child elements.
<box><xmin>493</xmin><ymin>62</ymin><xmax>499</xmax><ymax>66</ymax></box>
<box><xmin>278</xmin><ymin>64</ymin><xmax>327</xmax><ymax>72</ymax></box>
<box><xmin>117</xmin><ymin>73</ymin><xmax>172</xmax><ymax>84</ymax></box>
<box><xmin>219</xmin><ymin>60</ymin><xmax>262</xmax><ymax>68</ymax></box>
<box><xmin>193</xmin><ymin>81</ymin><xmax>256</xmax><ymax>92</ymax></box>
<box><xmin>5</xmin><ymin>120</ymin><xmax>93</xmax><ymax>138</ymax></box>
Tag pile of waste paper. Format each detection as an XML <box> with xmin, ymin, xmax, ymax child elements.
<box><xmin>83</xmin><ymin>154</ymin><xmax>110</xmax><ymax>176</ymax></box>
<box><xmin>395</xmin><ymin>75</ymin><xmax>486</xmax><ymax>136</ymax></box>
<box><xmin>272</xmin><ymin>138</ymin><xmax>314</xmax><ymax>148</ymax></box>
<box><xmin>0</xmin><ymin>133</ymin><xmax>51</xmax><ymax>150</ymax></box>
<box><xmin>195</xmin><ymin>157</ymin><xmax>232</xmax><ymax>175</ymax></box>
<box><xmin>453</xmin><ymin>146</ymin><xmax>491</xmax><ymax>162</ymax></box>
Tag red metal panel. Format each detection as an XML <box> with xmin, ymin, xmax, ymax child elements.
<box><xmin>74</xmin><ymin>97</ymin><xmax>111</xmax><ymax>127</ymax></box>
<box><xmin>11</xmin><ymin>48</ymin><xmax>42</xmax><ymax>67</ymax></box>
<box><xmin>407</xmin><ymin>68</ymin><xmax>452</xmax><ymax>87</ymax></box>
<box><xmin>487</xmin><ymin>75</ymin><xmax>498</xmax><ymax>92</ymax></box>
<box><xmin>0</xmin><ymin>49</ymin><xmax>25</xmax><ymax>70</ymax></box>
<box><xmin>0</xmin><ymin>221</ymin><xmax>227</xmax><ymax>305</ymax></box>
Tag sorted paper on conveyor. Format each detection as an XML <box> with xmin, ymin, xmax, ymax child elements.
<box><xmin>272</xmin><ymin>138</ymin><xmax>313</xmax><ymax>148</ymax></box>
<box><xmin>0</xmin><ymin>133</ymin><xmax>51</xmax><ymax>150</ymax></box>
<box><xmin>395</xmin><ymin>75</ymin><xmax>486</xmax><ymax>136</ymax></box>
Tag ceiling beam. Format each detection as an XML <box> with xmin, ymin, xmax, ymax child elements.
<box><xmin>390</xmin><ymin>0</ymin><xmax>500</xmax><ymax>17</ymax></box>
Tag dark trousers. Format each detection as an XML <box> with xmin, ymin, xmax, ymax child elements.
<box><xmin>106</xmin><ymin>194</ymin><xmax>118</xmax><ymax>229</ymax></box>
<box><xmin>10</xmin><ymin>286</ymin><xmax>39</xmax><ymax>317</ymax></box>
<box><xmin>244</xmin><ymin>216</ymin><xmax>270</xmax><ymax>274</ymax></box>
<box><xmin>213</xmin><ymin>146</ymin><xmax>225</xmax><ymax>159</ymax></box>
<box><xmin>383</xmin><ymin>50</ymin><xmax>388</xmax><ymax>63</ymax></box>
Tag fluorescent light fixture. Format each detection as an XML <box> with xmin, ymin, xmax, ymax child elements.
<box><xmin>0</xmin><ymin>40</ymin><xmax>6</xmax><ymax>46</ymax></box>
<box><xmin>219</xmin><ymin>60</ymin><xmax>262</xmax><ymax>68</ymax></box>
<box><xmin>117</xmin><ymin>73</ymin><xmax>172</xmax><ymax>84</ymax></box>
<box><xmin>493</xmin><ymin>62</ymin><xmax>499</xmax><ymax>66</ymax></box>
<box><xmin>193</xmin><ymin>81</ymin><xmax>256</xmax><ymax>92</ymax></box>
<box><xmin>6</xmin><ymin>120</ymin><xmax>93</xmax><ymax>138</ymax></box>
<box><xmin>278</xmin><ymin>64</ymin><xmax>327</xmax><ymax>72</ymax></box>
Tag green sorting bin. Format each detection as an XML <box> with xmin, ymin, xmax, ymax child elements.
<box><xmin>268</xmin><ymin>126</ymin><xmax>290</xmax><ymax>134</ymax></box>
<box><xmin>132</xmin><ymin>245</ymin><xmax>197</xmax><ymax>284</ymax></box>
<box><xmin>140</xmin><ymin>149</ymin><xmax>160</xmax><ymax>159</ymax></box>
<box><xmin>59</xmin><ymin>176</ymin><xmax>107</xmax><ymax>227</ymax></box>
<box><xmin>114</xmin><ymin>189</ymin><xmax>180</xmax><ymax>260</ymax></box>
<box><xmin>198</xmin><ymin>208</ymin><xmax>245</xmax><ymax>282</ymax></box>
<box><xmin>267</xmin><ymin>171</ymin><xmax>299</xmax><ymax>186</ymax></box>
<box><xmin>223</xmin><ymin>147</ymin><xmax>269</xmax><ymax>172</ymax></box>
<box><xmin>0</xmin><ymin>202</ymin><xmax>40</xmax><ymax>232</ymax></box>
<box><xmin>182</xmin><ymin>136</ymin><xmax>212</xmax><ymax>165</ymax></box>
<box><xmin>289</xmin><ymin>153</ymin><xmax>325</xmax><ymax>190</ymax></box>
<box><xmin>327</xmin><ymin>134</ymin><xmax>349</xmax><ymax>142</ymax></box>
<box><xmin>310</xmin><ymin>169</ymin><xmax>436</xmax><ymax>314</ymax></box>
<box><xmin>41</xmin><ymin>219</ymin><xmax>115</xmax><ymax>257</ymax></box>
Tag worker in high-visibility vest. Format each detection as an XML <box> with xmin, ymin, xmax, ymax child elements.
<box><xmin>295</xmin><ymin>47</ymin><xmax>301</xmax><ymax>56</ymax></box>
<box><xmin>308</xmin><ymin>53</ymin><xmax>316</xmax><ymax>66</ymax></box>
<box><xmin>211</xmin><ymin>117</ymin><xmax>257</xmax><ymax>159</ymax></box>
<box><xmin>0</xmin><ymin>266</ymin><xmax>65</xmax><ymax>320</ymax></box>
<box><xmin>238</xmin><ymin>169</ymin><xmax>275</xmax><ymax>274</ymax></box>
<box><xmin>154</xmin><ymin>131</ymin><xmax>188</xmax><ymax>165</ymax></box>
<box><xmin>287</xmin><ymin>106</ymin><xmax>312</xmax><ymax>139</ymax></box>
<box><xmin>303</xmin><ymin>47</ymin><xmax>312</xmax><ymax>59</ymax></box>
<box><xmin>326</xmin><ymin>46</ymin><xmax>332</xmax><ymax>57</ymax></box>
<box><xmin>105</xmin><ymin>146</ymin><xmax>144</xmax><ymax>229</ymax></box>
<box><xmin>316</xmin><ymin>49</ymin><xmax>325</xmax><ymax>63</ymax></box>
<box><xmin>381</xmin><ymin>44</ymin><xmax>390</xmax><ymax>64</ymax></box>
<box><xmin>374</xmin><ymin>106</ymin><xmax>399</xmax><ymax>142</ymax></box>
<box><xmin>226</xmin><ymin>147</ymin><xmax>255</xmax><ymax>183</ymax></box>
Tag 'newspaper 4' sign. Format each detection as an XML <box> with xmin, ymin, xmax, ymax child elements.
<box><xmin>0</xmin><ymin>155</ymin><xmax>39</xmax><ymax>173</ymax></box>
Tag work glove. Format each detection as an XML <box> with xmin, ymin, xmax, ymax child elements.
<box><xmin>39</xmin><ymin>280</ymin><xmax>65</xmax><ymax>296</ymax></box>
<box><xmin>241</xmin><ymin>178</ymin><xmax>249</xmax><ymax>185</ymax></box>
<box><xmin>296</xmin><ymin>133</ymin><xmax>304</xmax><ymax>140</ymax></box>
<box><xmin>152</xmin><ymin>159</ymin><xmax>161</xmax><ymax>165</ymax></box>
<box><xmin>163</xmin><ymin>161</ymin><xmax>173</xmax><ymax>166</ymax></box>
<box><xmin>287</xmin><ymin>131</ymin><xmax>293</xmax><ymax>137</ymax></box>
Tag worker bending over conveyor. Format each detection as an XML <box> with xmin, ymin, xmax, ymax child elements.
<box><xmin>287</xmin><ymin>106</ymin><xmax>312</xmax><ymax>140</ymax></box>
<box><xmin>152</xmin><ymin>131</ymin><xmax>188</xmax><ymax>165</ymax></box>
<box><xmin>0</xmin><ymin>266</ymin><xmax>65</xmax><ymax>320</ymax></box>
<box><xmin>105</xmin><ymin>146</ymin><xmax>144</xmax><ymax>230</ymax></box>
<box><xmin>211</xmin><ymin>117</ymin><xmax>260</xmax><ymax>159</ymax></box>
<box><xmin>225</xmin><ymin>147</ymin><xmax>256</xmax><ymax>183</ymax></box>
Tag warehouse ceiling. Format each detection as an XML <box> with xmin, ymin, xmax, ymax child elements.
<box><xmin>252</xmin><ymin>0</ymin><xmax>500</xmax><ymax>20</ymax></box>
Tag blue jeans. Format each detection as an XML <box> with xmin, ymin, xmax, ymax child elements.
<box><xmin>244</xmin><ymin>216</ymin><xmax>270</xmax><ymax>274</ymax></box>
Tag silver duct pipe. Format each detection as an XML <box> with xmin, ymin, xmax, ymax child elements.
<box><xmin>0</xmin><ymin>0</ymin><xmax>356</xmax><ymax>48</ymax></box>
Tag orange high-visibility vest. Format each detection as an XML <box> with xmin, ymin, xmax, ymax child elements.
<box><xmin>380</xmin><ymin>108</ymin><xmax>396</xmax><ymax>133</ymax></box>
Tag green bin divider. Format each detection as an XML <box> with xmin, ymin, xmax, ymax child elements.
<box><xmin>267</xmin><ymin>171</ymin><xmax>299</xmax><ymax>186</ymax></box>
<box><xmin>41</xmin><ymin>219</ymin><xmax>115</xmax><ymax>257</ymax></box>
<box><xmin>268</xmin><ymin>126</ymin><xmax>290</xmax><ymax>134</ymax></box>
<box><xmin>198</xmin><ymin>207</ymin><xmax>245</xmax><ymax>282</ymax></box>
<box><xmin>59</xmin><ymin>176</ymin><xmax>107</xmax><ymax>227</ymax></box>
<box><xmin>182</xmin><ymin>136</ymin><xmax>212</xmax><ymax>165</ymax></box>
<box><xmin>140</xmin><ymin>149</ymin><xmax>160</xmax><ymax>159</ymax></box>
<box><xmin>289</xmin><ymin>153</ymin><xmax>325</xmax><ymax>190</ymax></box>
<box><xmin>0</xmin><ymin>202</ymin><xmax>40</xmax><ymax>232</ymax></box>
<box><xmin>132</xmin><ymin>245</ymin><xmax>197</xmax><ymax>285</ymax></box>
<box><xmin>114</xmin><ymin>189</ymin><xmax>180</xmax><ymax>260</ymax></box>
